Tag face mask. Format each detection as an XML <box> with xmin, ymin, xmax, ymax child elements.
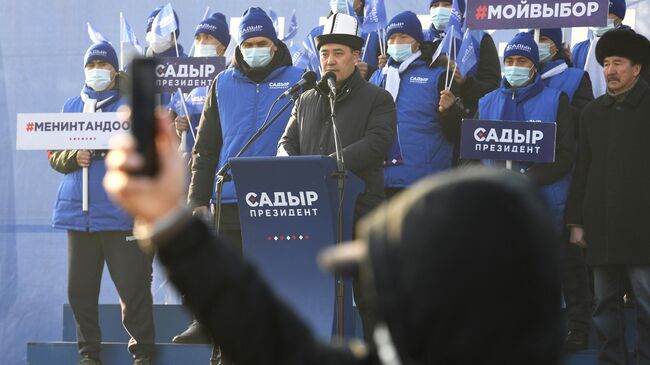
<box><xmin>330</xmin><ymin>0</ymin><xmax>349</xmax><ymax>13</ymax></box>
<box><xmin>504</xmin><ymin>65</ymin><xmax>533</xmax><ymax>87</ymax></box>
<box><xmin>590</xmin><ymin>18</ymin><xmax>615</xmax><ymax>37</ymax></box>
<box><xmin>242</xmin><ymin>47</ymin><xmax>273</xmax><ymax>68</ymax></box>
<box><xmin>387</xmin><ymin>43</ymin><xmax>414</xmax><ymax>63</ymax></box>
<box><xmin>194</xmin><ymin>43</ymin><xmax>218</xmax><ymax>57</ymax></box>
<box><xmin>430</xmin><ymin>7</ymin><xmax>452</xmax><ymax>31</ymax></box>
<box><xmin>538</xmin><ymin>42</ymin><xmax>554</xmax><ymax>64</ymax></box>
<box><xmin>146</xmin><ymin>32</ymin><xmax>173</xmax><ymax>54</ymax></box>
<box><xmin>84</xmin><ymin>68</ymin><xmax>113</xmax><ymax>91</ymax></box>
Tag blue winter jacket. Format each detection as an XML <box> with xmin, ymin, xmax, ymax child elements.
<box><xmin>52</xmin><ymin>86</ymin><xmax>133</xmax><ymax>232</ymax></box>
<box><xmin>169</xmin><ymin>86</ymin><xmax>208</xmax><ymax>151</ymax></box>
<box><xmin>540</xmin><ymin>59</ymin><xmax>585</xmax><ymax>103</ymax></box>
<box><xmin>479</xmin><ymin>75</ymin><xmax>571</xmax><ymax>226</ymax></box>
<box><xmin>369</xmin><ymin>59</ymin><xmax>452</xmax><ymax>187</ymax></box>
<box><xmin>212</xmin><ymin>65</ymin><xmax>304</xmax><ymax>203</ymax></box>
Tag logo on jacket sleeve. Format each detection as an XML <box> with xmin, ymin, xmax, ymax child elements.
<box><xmin>409</xmin><ymin>76</ymin><xmax>429</xmax><ymax>84</ymax></box>
<box><xmin>269</xmin><ymin>81</ymin><xmax>291</xmax><ymax>90</ymax></box>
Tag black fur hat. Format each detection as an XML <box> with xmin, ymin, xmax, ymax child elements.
<box><xmin>596</xmin><ymin>29</ymin><xmax>650</xmax><ymax>70</ymax></box>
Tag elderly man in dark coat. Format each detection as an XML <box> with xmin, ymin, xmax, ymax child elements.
<box><xmin>565</xmin><ymin>29</ymin><xmax>650</xmax><ymax>365</ymax></box>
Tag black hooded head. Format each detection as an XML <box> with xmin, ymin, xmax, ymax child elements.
<box><xmin>356</xmin><ymin>168</ymin><xmax>562</xmax><ymax>365</ymax></box>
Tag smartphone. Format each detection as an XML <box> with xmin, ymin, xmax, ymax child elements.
<box><xmin>129</xmin><ymin>57</ymin><xmax>159</xmax><ymax>176</ymax></box>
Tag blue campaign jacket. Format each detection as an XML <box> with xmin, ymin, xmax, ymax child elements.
<box><xmin>295</xmin><ymin>24</ymin><xmax>379</xmax><ymax>78</ymax></box>
<box><xmin>52</xmin><ymin>87</ymin><xmax>133</xmax><ymax>232</ymax></box>
<box><xmin>213</xmin><ymin>65</ymin><xmax>304</xmax><ymax>203</ymax></box>
<box><xmin>169</xmin><ymin>86</ymin><xmax>208</xmax><ymax>151</ymax></box>
<box><xmin>369</xmin><ymin>59</ymin><xmax>452</xmax><ymax>187</ymax></box>
<box><xmin>479</xmin><ymin>75</ymin><xmax>570</xmax><ymax>224</ymax></box>
<box><xmin>540</xmin><ymin>59</ymin><xmax>585</xmax><ymax>103</ymax></box>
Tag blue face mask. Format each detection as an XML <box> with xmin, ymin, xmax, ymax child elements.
<box><xmin>504</xmin><ymin>65</ymin><xmax>533</xmax><ymax>87</ymax></box>
<box><xmin>430</xmin><ymin>7</ymin><xmax>452</xmax><ymax>31</ymax></box>
<box><xmin>241</xmin><ymin>47</ymin><xmax>273</xmax><ymax>68</ymax></box>
<box><xmin>538</xmin><ymin>42</ymin><xmax>554</xmax><ymax>64</ymax></box>
<box><xmin>84</xmin><ymin>68</ymin><xmax>113</xmax><ymax>91</ymax></box>
<box><xmin>387</xmin><ymin>43</ymin><xmax>414</xmax><ymax>63</ymax></box>
<box><xmin>590</xmin><ymin>18</ymin><xmax>615</xmax><ymax>37</ymax></box>
<box><xmin>330</xmin><ymin>0</ymin><xmax>349</xmax><ymax>14</ymax></box>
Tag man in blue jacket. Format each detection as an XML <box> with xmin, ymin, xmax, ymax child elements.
<box><xmin>169</xmin><ymin>13</ymin><xmax>232</xmax><ymax>155</ymax></box>
<box><xmin>370</xmin><ymin>11</ymin><xmax>457</xmax><ymax>197</ymax></box>
<box><xmin>49</xmin><ymin>42</ymin><xmax>154</xmax><ymax>365</ymax></box>
<box><xmin>182</xmin><ymin>8</ymin><xmax>303</xmax><ymax>349</ymax></box>
<box><xmin>145</xmin><ymin>5</ymin><xmax>186</xmax><ymax>58</ymax></box>
<box><xmin>531</xmin><ymin>27</ymin><xmax>594</xmax><ymax>352</ymax></box>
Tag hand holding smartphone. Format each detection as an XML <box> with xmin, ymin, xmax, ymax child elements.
<box><xmin>128</xmin><ymin>57</ymin><xmax>160</xmax><ymax>176</ymax></box>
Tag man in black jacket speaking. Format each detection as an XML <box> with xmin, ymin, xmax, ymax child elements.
<box><xmin>277</xmin><ymin>12</ymin><xmax>397</xmax><ymax>221</ymax></box>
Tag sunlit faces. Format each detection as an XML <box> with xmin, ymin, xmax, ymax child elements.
<box><xmin>319</xmin><ymin>43</ymin><xmax>360</xmax><ymax>87</ymax></box>
<box><xmin>84</xmin><ymin>60</ymin><xmax>116</xmax><ymax>91</ymax></box>
<box><xmin>603</xmin><ymin>56</ymin><xmax>642</xmax><ymax>94</ymax></box>
<box><xmin>240</xmin><ymin>36</ymin><xmax>277</xmax><ymax>68</ymax></box>
<box><xmin>194</xmin><ymin>33</ymin><xmax>225</xmax><ymax>57</ymax></box>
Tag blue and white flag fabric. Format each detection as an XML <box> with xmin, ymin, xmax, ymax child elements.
<box><xmin>87</xmin><ymin>22</ymin><xmax>110</xmax><ymax>44</ymax></box>
<box><xmin>360</xmin><ymin>0</ymin><xmax>387</xmax><ymax>33</ymax></box>
<box><xmin>268</xmin><ymin>8</ymin><xmax>281</xmax><ymax>37</ymax></box>
<box><xmin>119</xmin><ymin>13</ymin><xmax>143</xmax><ymax>56</ymax></box>
<box><xmin>457</xmin><ymin>29</ymin><xmax>482</xmax><ymax>77</ymax></box>
<box><xmin>283</xmin><ymin>10</ymin><xmax>299</xmax><ymax>44</ymax></box>
<box><xmin>448</xmin><ymin>0</ymin><xmax>464</xmax><ymax>41</ymax></box>
<box><xmin>151</xmin><ymin>3</ymin><xmax>178</xmax><ymax>37</ymax></box>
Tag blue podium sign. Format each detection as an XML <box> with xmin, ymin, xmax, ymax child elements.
<box><xmin>460</xmin><ymin>119</ymin><xmax>557</xmax><ymax>163</ymax></box>
<box><xmin>230</xmin><ymin>156</ymin><xmax>364</xmax><ymax>340</ymax></box>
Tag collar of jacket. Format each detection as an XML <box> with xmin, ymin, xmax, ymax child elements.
<box><xmin>540</xmin><ymin>59</ymin><xmax>568</xmax><ymax>74</ymax></box>
<box><xmin>315</xmin><ymin>68</ymin><xmax>364</xmax><ymax>101</ymax></box>
<box><xmin>82</xmin><ymin>84</ymin><xmax>120</xmax><ymax>103</ymax></box>
<box><xmin>600</xmin><ymin>77</ymin><xmax>648</xmax><ymax>107</ymax></box>
<box><xmin>499</xmin><ymin>73</ymin><xmax>545</xmax><ymax>103</ymax></box>
<box><xmin>233</xmin><ymin>41</ymin><xmax>293</xmax><ymax>84</ymax></box>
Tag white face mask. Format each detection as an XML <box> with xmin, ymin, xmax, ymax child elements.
<box><xmin>146</xmin><ymin>32</ymin><xmax>173</xmax><ymax>54</ymax></box>
<box><xmin>330</xmin><ymin>0</ymin><xmax>349</xmax><ymax>14</ymax></box>
<box><xmin>84</xmin><ymin>68</ymin><xmax>113</xmax><ymax>91</ymax></box>
<box><xmin>590</xmin><ymin>18</ymin><xmax>615</xmax><ymax>37</ymax></box>
<box><xmin>430</xmin><ymin>7</ymin><xmax>452</xmax><ymax>31</ymax></box>
<box><xmin>194</xmin><ymin>43</ymin><xmax>218</xmax><ymax>57</ymax></box>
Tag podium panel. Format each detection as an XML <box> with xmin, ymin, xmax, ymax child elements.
<box><xmin>231</xmin><ymin>156</ymin><xmax>363</xmax><ymax>339</ymax></box>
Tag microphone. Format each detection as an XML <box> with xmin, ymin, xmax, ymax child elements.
<box><xmin>322</xmin><ymin>71</ymin><xmax>337</xmax><ymax>96</ymax></box>
<box><xmin>279</xmin><ymin>71</ymin><xmax>318</xmax><ymax>100</ymax></box>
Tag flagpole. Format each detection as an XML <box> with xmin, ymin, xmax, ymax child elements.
<box><xmin>173</xmin><ymin>31</ymin><xmax>180</xmax><ymax>57</ymax></box>
<box><xmin>119</xmin><ymin>13</ymin><xmax>124</xmax><ymax>70</ymax></box>
<box><xmin>361</xmin><ymin>33</ymin><xmax>371</xmax><ymax>62</ymax></box>
<box><xmin>444</xmin><ymin>26</ymin><xmax>454</xmax><ymax>89</ymax></box>
<box><xmin>82</xmin><ymin>167</ymin><xmax>89</xmax><ymax>212</ymax></box>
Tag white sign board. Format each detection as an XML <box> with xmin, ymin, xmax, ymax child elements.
<box><xmin>16</xmin><ymin>112</ymin><xmax>130</xmax><ymax>150</ymax></box>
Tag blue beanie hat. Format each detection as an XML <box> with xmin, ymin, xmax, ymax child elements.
<box><xmin>238</xmin><ymin>7</ymin><xmax>278</xmax><ymax>45</ymax></box>
<box><xmin>386</xmin><ymin>11</ymin><xmax>424</xmax><ymax>44</ymax></box>
<box><xmin>430</xmin><ymin>0</ymin><xmax>466</xmax><ymax>15</ymax></box>
<box><xmin>84</xmin><ymin>42</ymin><xmax>119</xmax><ymax>71</ymax></box>
<box><xmin>528</xmin><ymin>28</ymin><xmax>562</xmax><ymax>49</ymax></box>
<box><xmin>146</xmin><ymin>6</ymin><xmax>180</xmax><ymax>38</ymax></box>
<box><xmin>504</xmin><ymin>32</ymin><xmax>540</xmax><ymax>67</ymax></box>
<box><xmin>609</xmin><ymin>0</ymin><xmax>626</xmax><ymax>20</ymax></box>
<box><xmin>195</xmin><ymin>13</ymin><xmax>231</xmax><ymax>47</ymax></box>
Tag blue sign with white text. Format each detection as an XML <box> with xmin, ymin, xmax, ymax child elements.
<box><xmin>465</xmin><ymin>0</ymin><xmax>608</xmax><ymax>30</ymax></box>
<box><xmin>460</xmin><ymin>119</ymin><xmax>557</xmax><ymax>163</ymax></box>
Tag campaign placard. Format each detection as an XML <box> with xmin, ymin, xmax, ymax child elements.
<box><xmin>466</xmin><ymin>0</ymin><xmax>608</xmax><ymax>29</ymax></box>
<box><xmin>16</xmin><ymin>112</ymin><xmax>129</xmax><ymax>150</ymax></box>
<box><xmin>460</xmin><ymin>119</ymin><xmax>557</xmax><ymax>163</ymax></box>
<box><xmin>155</xmin><ymin>56</ymin><xmax>226</xmax><ymax>93</ymax></box>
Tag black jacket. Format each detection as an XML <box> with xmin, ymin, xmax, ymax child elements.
<box><xmin>566</xmin><ymin>78</ymin><xmax>650</xmax><ymax>265</ymax></box>
<box><xmin>278</xmin><ymin>69</ymin><xmax>397</xmax><ymax>220</ymax></box>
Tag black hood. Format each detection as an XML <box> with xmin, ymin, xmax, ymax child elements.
<box><xmin>356</xmin><ymin>168</ymin><xmax>563</xmax><ymax>365</ymax></box>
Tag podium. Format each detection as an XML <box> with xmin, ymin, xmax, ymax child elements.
<box><xmin>230</xmin><ymin>156</ymin><xmax>364</xmax><ymax>340</ymax></box>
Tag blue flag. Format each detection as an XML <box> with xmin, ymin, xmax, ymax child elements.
<box><xmin>448</xmin><ymin>0</ymin><xmax>464</xmax><ymax>41</ymax></box>
<box><xmin>151</xmin><ymin>3</ymin><xmax>178</xmax><ymax>37</ymax></box>
<box><xmin>361</xmin><ymin>0</ymin><xmax>387</xmax><ymax>33</ymax></box>
<box><xmin>458</xmin><ymin>29</ymin><xmax>482</xmax><ymax>77</ymax></box>
<box><xmin>268</xmin><ymin>8</ymin><xmax>281</xmax><ymax>37</ymax></box>
<box><xmin>119</xmin><ymin>13</ymin><xmax>143</xmax><ymax>55</ymax></box>
<box><xmin>87</xmin><ymin>22</ymin><xmax>110</xmax><ymax>44</ymax></box>
<box><xmin>282</xmin><ymin>10</ymin><xmax>299</xmax><ymax>43</ymax></box>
